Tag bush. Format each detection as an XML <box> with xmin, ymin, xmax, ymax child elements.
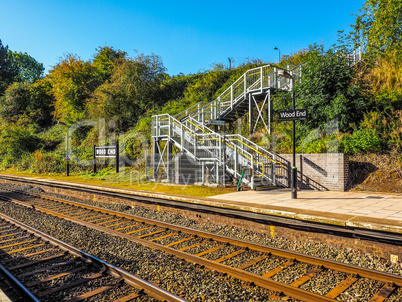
<box><xmin>340</xmin><ymin>128</ymin><xmax>381</xmax><ymax>154</ymax></box>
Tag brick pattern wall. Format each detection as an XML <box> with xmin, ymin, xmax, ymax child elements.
<box><xmin>276</xmin><ymin>153</ymin><xmax>349</xmax><ymax>191</ymax></box>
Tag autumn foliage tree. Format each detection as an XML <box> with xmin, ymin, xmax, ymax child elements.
<box><xmin>87</xmin><ymin>53</ymin><xmax>166</xmax><ymax>131</ymax></box>
<box><xmin>47</xmin><ymin>54</ymin><xmax>99</xmax><ymax>124</ymax></box>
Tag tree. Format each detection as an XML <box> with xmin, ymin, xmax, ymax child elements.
<box><xmin>8</xmin><ymin>51</ymin><xmax>44</xmax><ymax>82</ymax></box>
<box><xmin>0</xmin><ymin>79</ymin><xmax>54</xmax><ymax>127</ymax></box>
<box><xmin>47</xmin><ymin>54</ymin><xmax>98</xmax><ymax>123</ymax></box>
<box><xmin>87</xmin><ymin>53</ymin><xmax>166</xmax><ymax>131</ymax></box>
<box><xmin>295</xmin><ymin>45</ymin><xmax>368</xmax><ymax>132</ymax></box>
<box><xmin>0</xmin><ymin>39</ymin><xmax>17</xmax><ymax>95</ymax></box>
<box><xmin>92</xmin><ymin>46</ymin><xmax>126</xmax><ymax>82</ymax></box>
<box><xmin>351</xmin><ymin>0</ymin><xmax>402</xmax><ymax>56</ymax></box>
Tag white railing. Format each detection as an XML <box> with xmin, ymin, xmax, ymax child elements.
<box><xmin>174</xmin><ymin>48</ymin><xmax>361</xmax><ymax>125</ymax></box>
<box><xmin>348</xmin><ymin>46</ymin><xmax>362</xmax><ymax>66</ymax></box>
<box><xmin>174</xmin><ymin>65</ymin><xmax>293</xmax><ymax>124</ymax></box>
<box><xmin>152</xmin><ymin>113</ymin><xmax>280</xmax><ymax>188</ymax></box>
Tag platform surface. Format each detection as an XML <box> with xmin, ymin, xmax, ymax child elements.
<box><xmin>210</xmin><ymin>189</ymin><xmax>402</xmax><ymax>233</ymax></box>
<box><xmin>212</xmin><ymin>189</ymin><xmax>402</xmax><ymax>220</ymax></box>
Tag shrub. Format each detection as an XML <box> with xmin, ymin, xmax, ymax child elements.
<box><xmin>340</xmin><ymin>128</ymin><xmax>381</xmax><ymax>154</ymax></box>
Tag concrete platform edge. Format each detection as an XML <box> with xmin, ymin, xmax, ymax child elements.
<box><xmin>1</xmin><ymin>173</ymin><xmax>402</xmax><ymax>235</ymax></box>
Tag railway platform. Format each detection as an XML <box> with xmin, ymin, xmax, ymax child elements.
<box><xmin>1</xmin><ymin>173</ymin><xmax>401</xmax><ymax>236</ymax></box>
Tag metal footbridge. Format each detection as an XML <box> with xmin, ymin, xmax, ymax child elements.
<box><xmin>151</xmin><ymin>48</ymin><xmax>362</xmax><ymax>190</ymax></box>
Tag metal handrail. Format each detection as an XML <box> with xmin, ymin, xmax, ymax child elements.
<box><xmin>185</xmin><ymin>116</ymin><xmax>281</xmax><ymax>180</ymax></box>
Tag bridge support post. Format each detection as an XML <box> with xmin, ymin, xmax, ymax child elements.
<box><xmin>267</xmin><ymin>90</ymin><xmax>272</xmax><ymax>135</ymax></box>
<box><xmin>153</xmin><ymin>138</ymin><xmax>159</xmax><ymax>180</ymax></box>
<box><xmin>166</xmin><ymin>142</ymin><xmax>172</xmax><ymax>182</ymax></box>
<box><xmin>249</xmin><ymin>93</ymin><xmax>253</xmax><ymax>137</ymax></box>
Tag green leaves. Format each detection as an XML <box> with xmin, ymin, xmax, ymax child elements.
<box><xmin>8</xmin><ymin>51</ymin><xmax>44</xmax><ymax>83</ymax></box>
<box><xmin>340</xmin><ymin>128</ymin><xmax>381</xmax><ymax>154</ymax></box>
<box><xmin>295</xmin><ymin>45</ymin><xmax>368</xmax><ymax>133</ymax></box>
<box><xmin>352</xmin><ymin>0</ymin><xmax>402</xmax><ymax>57</ymax></box>
<box><xmin>0</xmin><ymin>39</ymin><xmax>18</xmax><ymax>95</ymax></box>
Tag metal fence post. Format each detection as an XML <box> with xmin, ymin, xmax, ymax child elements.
<box><xmin>93</xmin><ymin>145</ymin><xmax>97</xmax><ymax>174</ymax></box>
<box><xmin>251</xmin><ymin>154</ymin><xmax>254</xmax><ymax>189</ymax></box>
<box><xmin>260</xmin><ymin>67</ymin><xmax>263</xmax><ymax>92</ymax></box>
<box><xmin>115</xmin><ymin>140</ymin><xmax>119</xmax><ymax>174</ymax></box>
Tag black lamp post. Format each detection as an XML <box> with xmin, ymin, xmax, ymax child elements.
<box><xmin>273</xmin><ymin>47</ymin><xmax>281</xmax><ymax>63</ymax></box>
<box><xmin>278</xmin><ymin>70</ymin><xmax>297</xmax><ymax>199</ymax></box>
<box><xmin>57</xmin><ymin>121</ymin><xmax>70</xmax><ymax>176</ymax></box>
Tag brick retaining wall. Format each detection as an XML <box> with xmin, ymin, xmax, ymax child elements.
<box><xmin>276</xmin><ymin>153</ymin><xmax>349</xmax><ymax>191</ymax></box>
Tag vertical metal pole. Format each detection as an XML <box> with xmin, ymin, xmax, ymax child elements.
<box><xmin>167</xmin><ymin>142</ymin><xmax>172</xmax><ymax>182</ymax></box>
<box><xmin>249</xmin><ymin>93</ymin><xmax>253</xmax><ymax>137</ymax></box>
<box><xmin>93</xmin><ymin>145</ymin><xmax>97</xmax><ymax>174</ymax></box>
<box><xmin>274</xmin><ymin>67</ymin><xmax>277</xmax><ymax>89</ymax></box>
<box><xmin>155</xmin><ymin>115</ymin><xmax>159</xmax><ymax>137</ymax></box>
<box><xmin>202</xmin><ymin>161</ymin><xmax>205</xmax><ymax>184</ymax></box>
<box><xmin>66</xmin><ymin>130</ymin><xmax>70</xmax><ymax>177</ymax></box>
<box><xmin>153</xmin><ymin>139</ymin><xmax>160</xmax><ymax>180</ymax></box>
<box><xmin>144</xmin><ymin>150</ymin><xmax>147</xmax><ymax>180</ymax></box>
<box><xmin>222</xmin><ymin>132</ymin><xmax>226</xmax><ymax>187</ymax></box>
<box><xmin>115</xmin><ymin>139</ymin><xmax>119</xmax><ymax>174</ymax></box>
<box><xmin>244</xmin><ymin>73</ymin><xmax>247</xmax><ymax>96</ymax></box>
<box><xmin>234</xmin><ymin>145</ymin><xmax>238</xmax><ymax>177</ymax></box>
<box><xmin>268</xmin><ymin>90</ymin><xmax>271</xmax><ymax>135</ymax></box>
<box><xmin>260</xmin><ymin>67</ymin><xmax>263</xmax><ymax>92</ymax></box>
<box><xmin>181</xmin><ymin>124</ymin><xmax>184</xmax><ymax>148</ymax></box>
<box><xmin>291</xmin><ymin>77</ymin><xmax>297</xmax><ymax>199</ymax></box>
<box><xmin>168</xmin><ymin>116</ymin><xmax>171</xmax><ymax>139</ymax></box>
<box><xmin>251</xmin><ymin>154</ymin><xmax>254</xmax><ymax>190</ymax></box>
<box><xmin>230</xmin><ymin>86</ymin><xmax>233</xmax><ymax>110</ymax></box>
<box><xmin>194</xmin><ymin>134</ymin><xmax>197</xmax><ymax>159</ymax></box>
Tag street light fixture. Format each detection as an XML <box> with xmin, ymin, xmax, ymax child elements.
<box><xmin>57</xmin><ymin>121</ymin><xmax>70</xmax><ymax>176</ymax></box>
<box><xmin>277</xmin><ymin>70</ymin><xmax>297</xmax><ymax>199</ymax></box>
<box><xmin>273</xmin><ymin>47</ymin><xmax>281</xmax><ymax>63</ymax></box>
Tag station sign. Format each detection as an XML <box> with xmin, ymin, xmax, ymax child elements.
<box><xmin>278</xmin><ymin>109</ymin><xmax>308</xmax><ymax>121</ymax></box>
<box><xmin>95</xmin><ymin>146</ymin><xmax>117</xmax><ymax>158</ymax></box>
<box><xmin>209</xmin><ymin>119</ymin><xmax>225</xmax><ymax>126</ymax></box>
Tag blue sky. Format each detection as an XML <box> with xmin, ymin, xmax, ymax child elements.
<box><xmin>1</xmin><ymin>0</ymin><xmax>365</xmax><ymax>75</ymax></box>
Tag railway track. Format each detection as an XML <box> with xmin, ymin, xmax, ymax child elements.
<box><xmin>1</xmin><ymin>187</ymin><xmax>402</xmax><ymax>301</ymax></box>
<box><xmin>0</xmin><ymin>211</ymin><xmax>185</xmax><ymax>302</ymax></box>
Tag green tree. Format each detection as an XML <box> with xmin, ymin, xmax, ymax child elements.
<box><xmin>0</xmin><ymin>116</ymin><xmax>43</xmax><ymax>167</ymax></box>
<box><xmin>0</xmin><ymin>39</ymin><xmax>17</xmax><ymax>95</ymax></box>
<box><xmin>47</xmin><ymin>54</ymin><xmax>98</xmax><ymax>123</ymax></box>
<box><xmin>295</xmin><ymin>45</ymin><xmax>368</xmax><ymax>132</ymax></box>
<box><xmin>87</xmin><ymin>53</ymin><xmax>166</xmax><ymax>131</ymax></box>
<box><xmin>184</xmin><ymin>64</ymin><xmax>231</xmax><ymax>104</ymax></box>
<box><xmin>0</xmin><ymin>79</ymin><xmax>54</xmax><ymax>127</ymax></box>
<box><xmin>8</xmin><ymin>51</ymin><xmax>44</xmax><ymax>82</ymax></box>
<box><xmin>92</xmin><ymin>46</ymin><xmax>126</xmax><ymax>82</ymax></box>
<box><xmin>352</xmin><ymin>0</ymin><xmax>402</xmax><ymax>56</ymax></box>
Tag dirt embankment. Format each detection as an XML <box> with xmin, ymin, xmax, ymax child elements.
<box><xmin>349</xmin><ymin>153</ymin><xmax>402</xmax><ymax>193</ymax></box>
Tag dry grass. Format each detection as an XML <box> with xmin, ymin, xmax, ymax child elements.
<box><xmin>0</xmin><ymin>169</ymin><xmax>236</xmax><ymax>198</ymax></box>
<box><xmin>349</xmin><ymin>153</ymin><xmax>402</xmax><ymax>193</ymax></box>
<box><xmin>368</xmin><ymin>50</ymin><xmax>402</xmax><ymax>96</ymax></box>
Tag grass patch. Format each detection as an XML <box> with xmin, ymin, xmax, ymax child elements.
<box><xmin>0</xmin><ymin>168</ymin><xmax>235</xmax><ymax>198</ymax></box>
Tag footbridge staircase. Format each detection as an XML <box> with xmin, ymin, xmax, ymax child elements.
<box><xmin>151</xmin><ymin>48</ymin><xmax>362</xmax><ymax>190</ymax></box>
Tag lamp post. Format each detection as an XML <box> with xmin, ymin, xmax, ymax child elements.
<box><xmin>273</xmin><ymin>47</ymin><xmax>281</xmax><ymax>63</ymax></box>
<box><xmin>57</xmin><ymin>121</ymin><xmax>70</xmax><ymax>176</ymax></box>
<box><xmin>278</xmin><ymin>70</ymin><xmax>297</xmax><ymax>199</ymax></box>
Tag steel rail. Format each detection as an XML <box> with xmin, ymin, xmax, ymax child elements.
<box><xmin>1</xmin><ymin>195</ymin><xmax>333</xmax><ymax>302</ymax></box>
<box><xmin>0</xmin><ymin>212</ymin><xmax>187</xmax><ymax>302</ymax></box>
<box><xmin>2</xmin><ymin>174</ymin><xmax>402</xmax><ymax>246</ymax></box>
<box><xmin>4</xmin><ymin>191</ymin><xmax>402</xmax><ymax>301</ymax></box>
<box><xmin>0</xmin><ymin>262</ymin><xmax>40</xmax><ymax>302</ymax></box>
<box><xmin>31</xmin><ymin>193</ymin><xmax>402</xmax><ymax>285</ymax></box>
